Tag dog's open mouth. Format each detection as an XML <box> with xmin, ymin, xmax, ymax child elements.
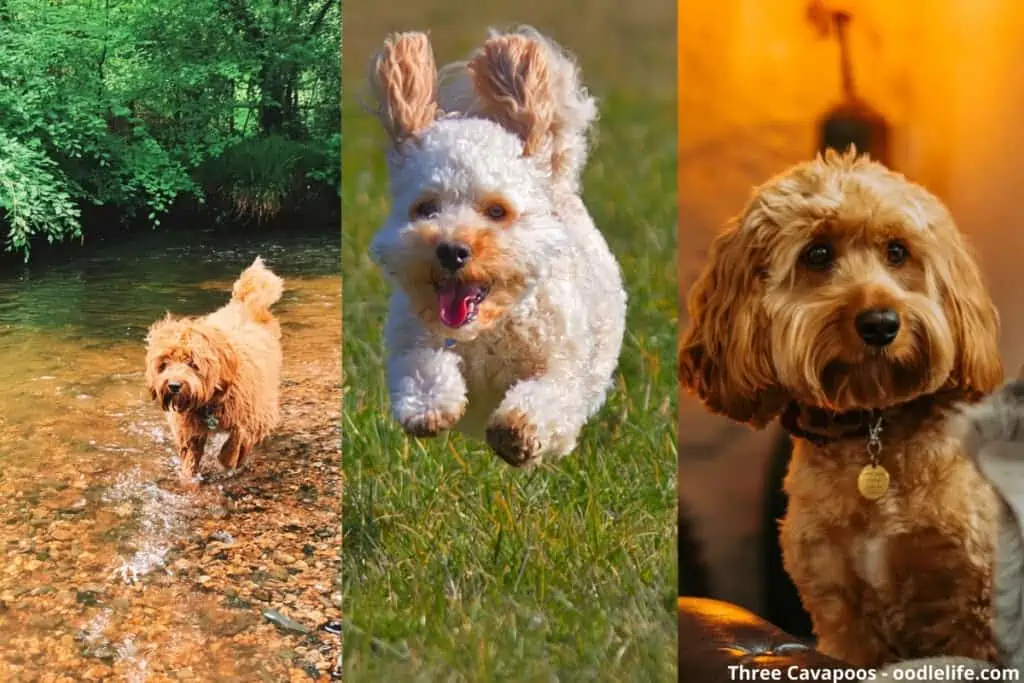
<box><xmin>436</xmin><ymin>280</ymin><xmax>489</xmax><ymax>328</ymax></box>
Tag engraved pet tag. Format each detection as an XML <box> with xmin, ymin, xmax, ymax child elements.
<box><xmin>857</xmin><ymin>464</ymin><xmax>890</xmax><ymax>500</ymax></box>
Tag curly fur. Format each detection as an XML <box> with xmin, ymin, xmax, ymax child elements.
<box><xmin>679</xmin><ymin>149</ymin><xmax>1004</xmax><ymax>667</ymax></box>
<box><xmin>368</xmin><ymin>32</ymin><xmax>440</xmax><ymax>145</ymax></box>
<box><xmin>366</xmin><ymin>27</ymin><xmax>625</xmax><ymax>466</ymax></box>
<box><xmin>145</xmin><ymin>257</ymin><xmax>283</xmax><ymax>488</ymax></box>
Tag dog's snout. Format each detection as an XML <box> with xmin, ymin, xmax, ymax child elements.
<box><xmin>436</xmin><ymin>241</ymin><xmax>471</xmax><ymax>271</ymax></box>
<box><xmin>855</xmin><ymin>308</ymin><xmax>901</xmax><ymax>347</ymax></box>
<box><xmin>167</xmin><ymin>381</ymin><xmax>182</xmax><ymax>394</ymax></box>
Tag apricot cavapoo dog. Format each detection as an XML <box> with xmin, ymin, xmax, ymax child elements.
<box><xmin>145</xmin><ymin>257</ymin><xmax>283</xmax><ymax>488</ymax></box>
<box><xmin>366</xmin><ymin>28</ymin><xmax>626</xmax><ymax>466</ymax></box>
<box><xmin>679</xmin><ymin>149</ymin><xmax>1004</xmax><ymax>667</ymax></box>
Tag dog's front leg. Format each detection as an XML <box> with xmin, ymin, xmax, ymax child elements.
<box><xmin>177</xmin><ymin>429</ymin><xmax>207</xmax><ymax>489</ymax></box>
<box><xmin>780</xmin><ymin>514</ymin><xmax>895</xmax><ymax>667</ymax></box>
<box><xmin>486</xmin><ymin>375</ymin><xmax>588</xmax><ymax>466</ymax></box>
<box><xmin>388</xmin><ymin>347</ymin><xmax>467</xmax><ymax>437</ymax></box>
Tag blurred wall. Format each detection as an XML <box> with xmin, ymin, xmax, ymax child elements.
<box><xmin>678</xmin><ymin>0</ymin><xmax>1024</xmax><ymax>613</ymax></box>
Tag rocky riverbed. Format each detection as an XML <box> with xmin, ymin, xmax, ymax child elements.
<box><xmin>0</xmin><ymin>274</ymin><xmax>341</xmax><ymax>681</ymax></box>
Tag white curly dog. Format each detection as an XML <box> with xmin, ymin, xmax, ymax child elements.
<box><xmin>366</xmin><ymin>26</ymin><xmax>627</xmax><ymax>466</ymax></box>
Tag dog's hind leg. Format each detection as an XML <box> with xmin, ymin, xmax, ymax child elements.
<box><xmin>235</xmin><ymin>441</ymin><xmax>252</xmax><ymax>468</ymax></box>
<box><xmin>217</xmin><ymin>430</ymin><xmax>243</xmax><ymax>470</ymax></box>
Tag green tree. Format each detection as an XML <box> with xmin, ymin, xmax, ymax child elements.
<box><xmin>0</xmin><ymin>0</ymin><xmax>340</xmax><ymax>261</ymax></box>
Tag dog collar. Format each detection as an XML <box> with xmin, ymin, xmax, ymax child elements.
<box><xmin>780</xmin><ymin>389</ymin><xmax>975</xmax><ymax>501</ymax></box>
<box><xmin>779</xmin><ymin>403</ymin><xmax>876</xmax><ymax>446</ymax></box>
<box><xmin>781</xmin><ymin>403</ymin><xmax>891</xmax><ymax>500</ymax></box>
<box><xmin>779</xmin><ymin>390</ymin><xmax>966</xmax><ymax>447</ymax></box>
<box><xmin>200</xmin><ymin>405</ymin><xmax>220</xmax><ymax>431</ymax></box>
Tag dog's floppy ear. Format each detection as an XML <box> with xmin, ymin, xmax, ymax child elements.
<box><xmin>679</xmin><ymin>207</ymin><xmax>788</xmax><ymax>427</ymax></box>
<box><xmin>931</xmin><ymin>216</ymin><xmax>1003</xmax><ymax>397</ymax></box>
<box><xmin>203</xmin><ymin>328</ymin><xmax>239</xmax><ymax>395</ymax></box>
<box><xmin>368</xmin><ymin>32</ymin><xmax>440</xmax><ymax>145</ymax></box>
<box><xmin>467</xmin><ymin>27</ymin><xmax>597</xmax><ymax>194</ymax></box>
<box><xmin>144</xmin><ymin>313</ymin><xmax>174</xmax><ymax>345</ymax></box>
<box><xmin>215</xmin><ymin>346</ymin><xmax>238</xmax><ymax>395</ymax></box>
<box><xmin>143</xmin><ymin>315</ymin><xmax>174</xmax><ymax>400</ymax></box>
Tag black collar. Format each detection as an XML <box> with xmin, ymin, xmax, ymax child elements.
<box><xmin>778</xmin><ymin>390</ymin><xmax>961</xmax><ymax>447</ymax></box>
<box><xmin>780</xmin><ymin>402</ymin><xmax>877</xmax><ymax>447</ymax></box>
<box><xmin>199</xmin><ymin>402</ymin><xmax>221</xmax><ymax>430</ymax></box>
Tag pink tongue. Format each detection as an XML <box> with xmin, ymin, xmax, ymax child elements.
<box><xmin>438</xmin><ymin>282</ymin><xmax>474</xmax><ymax>328</ymax></box>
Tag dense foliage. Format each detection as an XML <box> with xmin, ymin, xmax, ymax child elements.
<box><xmin>0</xmin><ymin>0</ymin><xmax>340</xmax><ymax>260</ymax></box>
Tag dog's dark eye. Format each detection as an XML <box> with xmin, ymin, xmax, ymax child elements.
<box><xmin>800</xmin><ymin>242</ymin><xmax>834</xmax><ymax>271</ymax></box>
<box><xmin>483</xmin><ymin>203</ymin><xmax>508</xmax><ymax>221</ymax></box>
<box><xmin>886</xmin><ymin>241</ymin><xmax>909</xmax><ymax>266</ymax></box>
<box><xmin>188</xmin><ymin>360</ymin><xmax>198</xmax><ymax>370</ymax></box>
<box><xmin>158</xmin><ymin>362</ymin><xmax>167</xmax><ymax>372</ymax></box>
<box><xmin>411</xmin><ymin>199</ymin><xmax>439</xmax><ymax>220</ymax></box>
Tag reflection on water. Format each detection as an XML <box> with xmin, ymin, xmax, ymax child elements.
<box><xmin>0</xmin><ymin>229</ymin><xmax>341</xmax><ymax>681</ymax></box>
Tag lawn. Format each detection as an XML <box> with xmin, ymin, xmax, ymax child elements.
<box><xmin>342</xmin><ymin>3</ymin><xmax>677</xmax><ymax>680</ymax></box>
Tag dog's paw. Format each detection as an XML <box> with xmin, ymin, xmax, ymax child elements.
<box><xmin>178</xmin><ymin>475</ymin><xmax>201</xmax><ymax>492</ymax></box>
<box><xmin>401</xmin><ymin>408</ymin><xmax>462</xmax><ymax>438</ymax></box>
<box><xmin>486</xmin><ymin>409</ymin><xmax>543</xmax><ymax>467</ymax></box>
<box><xmin>177</xmin><ymin>463</ymin><xmax>202</xmax><ymax>491</ymax></box>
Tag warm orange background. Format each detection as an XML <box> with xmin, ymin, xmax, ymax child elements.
<box><xmin>678</xmin><ymin>0</ymin><xmax>1024</xmax><ymax>614</ymax></box>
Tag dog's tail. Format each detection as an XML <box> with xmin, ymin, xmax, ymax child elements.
<box><xmin>232</xmin><ymin>256</ymin><xmax>284</xmax><ymax>318</ymax></box>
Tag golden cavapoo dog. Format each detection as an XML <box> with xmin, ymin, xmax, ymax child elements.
<box><xmin>679</xmin><ymin>149</ymin><xmax>1004</xmax><ymax>667</ymax></box>
<box><xmin>145</xmin><ymin>257</ymin><xmax>283</xmax><ymax>489</ymax></box>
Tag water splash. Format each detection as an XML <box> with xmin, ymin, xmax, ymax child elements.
<box><xmin>116</xmin><ymin>636</ymin><xmax>149</xmax><ymax>683</ymax></box>
<box><xmin>80</xmin><ymin>609</ymin><xmax>112</xmax><ymax>645</ymax></box>
<box><xmin>209</xmin><ymin>530</ymin><xmax>234</xmax><ymax>545</ymax></box>
<box><xmin>113</xmin><ymin>540</ymin><xmax>172</xmax><ymax>585</ymax></box>
<box><xmin>104</xmin><ymin>467</ymin><xmax>194</xmax><ymax>586</ymax></box>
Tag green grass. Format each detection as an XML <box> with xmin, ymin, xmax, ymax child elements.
<box><xmin>342</xmin><ymin>6</ymin><xmax>677</xmax><ymax>681</ymax></box>
<box><xmin>196</xmin><ymin>135</ymin><xmax>336</xmax><ymax>223</ymax></box>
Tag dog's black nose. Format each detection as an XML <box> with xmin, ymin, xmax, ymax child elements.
<box><xmin>855</xmin><ymin>308</ymin><xmax>901</xmax><ymax>347</ymax></box>
<box><xmin>167</xmin><ymin>381</ymin><xmax>182</xmax><ymax>394</ymax></box>
<box><xmin>436</xmin><ymin>241</ymin><xmax>471</xmax><ymax>271</ymax></box>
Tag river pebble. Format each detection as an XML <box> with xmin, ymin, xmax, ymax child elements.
<box><xmin>0</xmin><ymin>282</ymin><xmax>341</xmax><ymax>680</ymax></box>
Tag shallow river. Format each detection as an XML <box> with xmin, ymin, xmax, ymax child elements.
<box><xmin>0</xmin><ymin>228</ymin><xmax>341</xmax><ymax>682</ymax></box>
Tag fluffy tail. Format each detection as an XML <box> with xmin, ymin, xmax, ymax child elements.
<box><xmin>231</xmin><ymin>256</ymin><xmax>284</xmax><ymax>318</ymax></box>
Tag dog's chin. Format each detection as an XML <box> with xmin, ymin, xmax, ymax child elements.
<box><xmin>160</xmin><ymin>391</ymin><xmax>198</xmax><ymax>414</ymax></box>
<box><xmin>817</xmin><ymin>356</ymin><xmax>942</xmax><ymax>411</ymax></box>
